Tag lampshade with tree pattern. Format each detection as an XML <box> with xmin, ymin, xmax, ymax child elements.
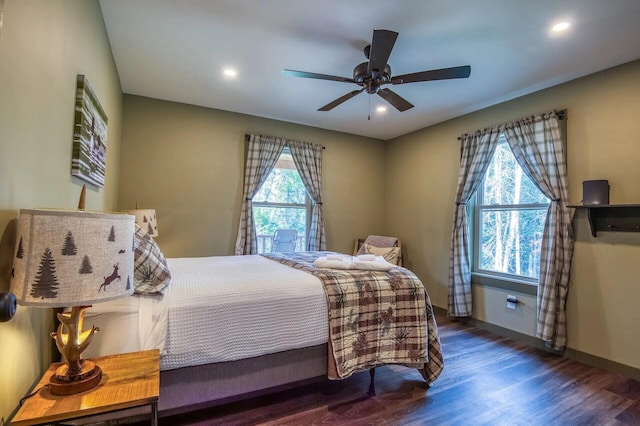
<box><xmin>10</xmin><ymin>209</ymin><xmax>135</xmax><ymax>306</ymax></box>
<box><xmin>122</xmin><ymin>208</ymin><xmax>158</xmax><ymax>237</ymax></box>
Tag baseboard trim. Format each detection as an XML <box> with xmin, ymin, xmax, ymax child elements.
<box><xmin>433</xmin><ymin>305</ymin><xmax>640</xmax><ymax>381</ymax></box>
<box><xmin>432</xmin><ymin>305</ymin><xmax>447</xmax><ymax>317</ymax></box>
<box><xmin>562</xmin><ymin>347</ymin><xmax>640</xmax><ymax>382</ymax></box>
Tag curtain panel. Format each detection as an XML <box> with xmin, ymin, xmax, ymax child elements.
<box><xmin>234</xmin><ymin>134</ymin><xmax>286</xmax><ymax>255</ymax></box>
<box><xmin>289</xmin><ymin>140</ymin><xmax>326</xmax><ymax>251</ymax></box>
<box><xmin>503</xmin><ymin>112</ymin><xmax>573</xmax><ymax>351</ymax></box>
<box><xmin>448</xmin><ymin>129</ymin><xmax>501</xmax><ymax>316</ymax></box>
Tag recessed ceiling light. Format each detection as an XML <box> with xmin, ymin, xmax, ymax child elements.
<box><xmin>552</xmin><ymin>22</ymin><xmax>570</xmax><ymax>32</ymax></box>
<box><xmin>376</xmin><ymin>106</ymin><xmax>387</xmax><ymax>113</ymax></box>
<box><xmin>223</xmin><ymin>68</ymin><xmax>237</xmax><ymax>78</ymax></box>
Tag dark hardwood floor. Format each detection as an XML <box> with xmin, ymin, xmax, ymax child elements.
<box><xmin>154</xmin><ymin>313</ymin><xmax>640</xmax><ymax>425</ymax></box>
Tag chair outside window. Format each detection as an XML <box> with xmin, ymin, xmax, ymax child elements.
<box><xmin>272</xmin><ymin>229</ymin><xmax>298</xmax><ymax>252</ymax></box>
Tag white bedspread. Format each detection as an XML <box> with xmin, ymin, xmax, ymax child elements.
<box><xmin>85</xmin><ymin>255</ymin><xmax>328</xmax><ymax>371</ymax></box>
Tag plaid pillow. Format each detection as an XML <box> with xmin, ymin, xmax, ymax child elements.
<box><xmin>133</xmin><ymin>224</ymin><xmax>171</xmax><ymax>295</ymax></box>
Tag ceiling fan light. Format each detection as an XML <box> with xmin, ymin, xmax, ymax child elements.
<box><xmin>552</xmin><ymin>22</ymin><xmax>570</xmax><ymax>32</ymax></box>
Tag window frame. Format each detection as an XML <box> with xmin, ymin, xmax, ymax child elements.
<box><xmin>252</xmin><ymin>147</ymin><xmax>311</xmax><ymax>251</ymax></box>
<box><xmin>470</xmin><ymin>136</ymin><xmax>549</xmax><ymax>293</ymax></box>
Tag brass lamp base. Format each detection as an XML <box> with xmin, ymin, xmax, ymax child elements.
<box><xmin>49</xmin><ymin>360</ymin><xmax>102</xmax><ymax>396</ymax></box>
<box><xmin>50</xmin><ymin>305</ymin><xmax>102</xmax><ymax>396</ymax></box>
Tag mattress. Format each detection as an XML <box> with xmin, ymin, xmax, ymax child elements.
<box><xmin>84</xmin><ymin>255</ymin><xmax>329</xmax><ymax>371</ymax></box>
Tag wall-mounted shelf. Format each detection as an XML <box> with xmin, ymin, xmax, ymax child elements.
<box><xmin>567</xmin><ymin>204</ymin><xmax>640</xmax><ymax>237</ymax></box>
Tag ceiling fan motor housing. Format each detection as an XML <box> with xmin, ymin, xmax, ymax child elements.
<box><xmin>353</xmin><ymin>62</ymin><xmax>391</xmax><ymax>93</ymax></box>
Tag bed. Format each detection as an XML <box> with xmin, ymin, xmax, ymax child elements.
<box><xmin>83</xmin><ymin>250</ymin><xmax>443</xmax><ymax>417</ymax></box>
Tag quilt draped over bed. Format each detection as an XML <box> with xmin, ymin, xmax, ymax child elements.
<box><xmin>263</xmin><ymin>251</ymin><xmax>443</xmax><ymax>385</ymax></box>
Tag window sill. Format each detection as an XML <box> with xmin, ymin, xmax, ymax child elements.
<box><xmin>471</xmin><ymin>272</ymin><xmax>538</xmax><ymax>295</ymax></box>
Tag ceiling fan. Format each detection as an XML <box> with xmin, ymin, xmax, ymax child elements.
<box><xmin>283</xmin><ymin>29</ymin><xmax>471</xmax><ymax>113</ymax></box>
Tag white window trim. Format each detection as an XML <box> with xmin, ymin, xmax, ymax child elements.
<box><xmin>470</xmin><ymin>137</ymin><xmax>548</xmax><ymax>294</ymax></box>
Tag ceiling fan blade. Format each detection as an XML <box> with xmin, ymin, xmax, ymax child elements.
<box><xmin>391</xmin><ymin>65</ymin><xmax>471</xmax><ymax>85</ymax></box>
<box><xmin>367</xmin><ymin>29</ymin><xmax>398</xmax><ymax>75</ymax></box>
<box><xmin>318</xmin><ymin>89</ymin><xmax>364</xmax><ymax>111</ymax></box>
<box><xmin>377</xmin><ymin>88</ymin><xmax>414</xmax><ymax>112</ymax></box>
<box><xmin>283</xmin><ymin>69</ymin><xmax>354</xmax><ymax>83</ymax></box>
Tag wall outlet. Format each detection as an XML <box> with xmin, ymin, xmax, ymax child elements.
<box><xmin>506</xmin><ymin>294</ymin><xmax>517</xmax><ymax>309</ymax></box>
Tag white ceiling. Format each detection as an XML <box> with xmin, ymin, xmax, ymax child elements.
<box><xmin>99</xmin><ymin>0</ymin><xmax>640</xmax><ymax>140</ymax></box>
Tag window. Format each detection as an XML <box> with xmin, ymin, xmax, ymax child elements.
<box><xmin>253</xmin><ymin>148</ymin><xmax>309</xmax><ymax>253</ymax></box>
<box><xmin>472</xmin><ymin>136</ymin><xmax>550</xmax><ymax>284</ymax></box>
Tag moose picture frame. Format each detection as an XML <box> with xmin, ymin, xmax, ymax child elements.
<box><xmin>71</xmin><ymin>74</ymin><xmax>108</xmax><ymax>188</ymax></box>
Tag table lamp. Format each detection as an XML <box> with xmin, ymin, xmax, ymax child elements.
<box><xmin>9</xmin><ymin>208</ymin><xmax>135</xmax><ymax>395</ymax></box>
<box><xmin>122</xmin><ymin>208</ymin><xmax>158</xmax><ymax>238</ymax></box>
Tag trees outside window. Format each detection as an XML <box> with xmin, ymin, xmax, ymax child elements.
<box><xmin>253</xmin><ymin>149</ymin><xmax>308</xmax><ymax>253</ymax></box>
<box><xmin>473</xmin><ymin>137</ymin><xmax>550</xmax><ymax>281</ymax></box>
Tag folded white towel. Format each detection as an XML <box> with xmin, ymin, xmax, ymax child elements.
<box><xmin>357</xmin><ymin>254</ymin><xmax>376</xmax><ymax>261</ymax></box>
<box><xmin>314</xmin><ymin>254</ymin><xmax>394</xmax><ymax>271</ymax></box>
<box><xmin>327</xmin><ymin>254</ymin><xmax>345</xmax><ymax>261</ymax></box>
<box><xmin>314</xmin><ymin>256</ymin><xmax>353</xmax><ymax>270</ymax></box>
<box><xmin>353</xmin><ymin>256</ymin><xmax>394</xmax><ymax>271</ymax></box>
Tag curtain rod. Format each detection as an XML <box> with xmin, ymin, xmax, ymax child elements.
<box><xmin>244</xmin><ymin>133</ymin><xmax>325</xmax><ymax>149</ymax></box>
<box><xmin>457</xmin><ymin>109</ymin><xmax>567</xmax><ymax>141</ymax></box>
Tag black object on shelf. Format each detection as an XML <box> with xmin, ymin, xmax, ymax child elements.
<box><xmin>567</xmin><ymin>204</ymin><xmax>640</xmax><ymax>237</ymax></box>
<box><xmin>582</xmin><ymin>180</ymin><xmax>609</xmax><ymax>205</ymax></box>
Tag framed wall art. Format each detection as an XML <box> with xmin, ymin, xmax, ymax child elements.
<box><xmin>71</xmin><ymin>74</ymin><xmax>108</xmax><ymax>188</ymax></box>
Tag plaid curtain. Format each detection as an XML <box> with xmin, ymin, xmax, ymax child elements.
<box><xmin>503</xmin><ymin>112</ymin><xmax>573</xmax><ymax>351</ymax></box>
<box><xmin>289</xmin><ymin>140</ymin><xmax>326</xmax><ymax>251</ymax></box>
<box><xmin>234</xmin><ymin>134</ymin><xmax>286</xmax><ymax>254</ymax></box>
<box><xmin>448</xmin><ymin>128</ymin><xmax>501</xmax><ymax>316</ymax></box>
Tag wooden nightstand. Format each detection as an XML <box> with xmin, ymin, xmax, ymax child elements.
<box><xmin>11</xmin><ymin>349</ymin><xmax>160</xmax><ymax>426</ymax></box>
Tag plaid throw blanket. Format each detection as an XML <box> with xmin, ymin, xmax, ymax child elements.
<box><xmin>263</xmin><ymin>251</ymin><xmax>443</xmax><ymax>385</ymax></box>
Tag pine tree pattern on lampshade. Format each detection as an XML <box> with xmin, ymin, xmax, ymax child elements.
<box><xmin>80</xmin><ymin>255</ymin><xmax>93</xmax><ymax>274</ymax></box>
<box><xmin>62</xmin><ymin>231</ymin><xmax>78</xmax><ymax>256</ymax></box>
<box><xmin>16</xmin><ymin>237</ymin><xmax>24</xmax><ymax>259</ymax></box>
<box><xmin>9</xmin><ymin>209</ymin><xmax>135</xmax><ymax>307</ymax></box>
<box><xmin>31</xmin><ymin>247</ymin><xmax>59</xmax><ymax>299</ymax></box>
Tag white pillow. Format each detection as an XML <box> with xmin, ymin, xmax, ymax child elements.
<box><xmin>361</xmin><ymin>243</ymin><xmax>400</xmax><ymax>265</ymax></box>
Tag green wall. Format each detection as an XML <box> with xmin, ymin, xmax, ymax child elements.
<box><xmin>0</xmin><ymin>0</ymin><xmax>123</xmax><ymax>421</ymax></box>
<box><xmin>386</xmin><ymin>59</ymin><xmax>640</xmax><ymax>372</ymax></box>
<box><xmin>118</xmin><ymin>95</ymin><xmax>386</xmax><ymax>258</ymax></box>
